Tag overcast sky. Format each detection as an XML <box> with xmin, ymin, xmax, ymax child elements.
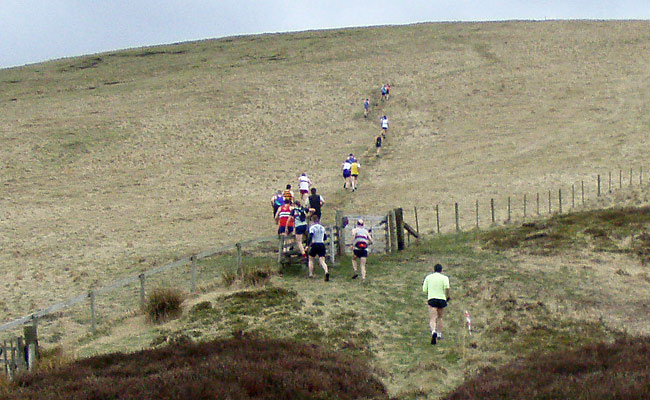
<box><xmin>1</xmin><ymin>0</ymin><xmax>649</xmax><ymax>69</ymax></box>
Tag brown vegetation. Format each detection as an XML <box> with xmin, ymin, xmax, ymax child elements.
<box><xmin>444</xmin><ymin>336</ymin><xmax>650</xmax><ymax>400</ymax></box>
<box><xmin>5</xmin><ymin>337</ymin><xmax>390</xmax><ymax>400</ymax></box>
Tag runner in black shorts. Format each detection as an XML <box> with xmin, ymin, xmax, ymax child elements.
<box><xmin>350</xmin><ymin>219</ymin><xmax>372</xmax><ymax>281</ymax></box>
<box><xmin>306</xmin><ymin>215</ymin><xmax>329</xmax><ymax>281</ymax></box>
<box><xmin>422</xmin><ymin>264</ymin><xmax>450</xmax><ymax>345</ymax></box>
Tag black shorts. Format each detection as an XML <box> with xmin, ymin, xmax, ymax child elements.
<box><xmin>295</xmin><ymin>225</ymin><xmax>307</xmax><ymax>235</ymax></box>
<box><xmin>427</xmin><ymin>298</ymin><xmax>447</xmax><ymax>309</ymax></box>
<box><xmin>309</xmin><ymin>243</ymin><xmax>327</xmax><ymax>258</ymax></box>
<box><xmin>278</xmin><ymin>225</ymin><xmax>294</xmax><ymax>235</ymax></box>
<box><xmin>343</xmin><ymin>169</ymin><xmax>351</xmax><ymax>178</ymax></box>
<box><xmin>353</xmin><ymin>248</ymin><xmax>368</xmax><ymax>258</ymax></box>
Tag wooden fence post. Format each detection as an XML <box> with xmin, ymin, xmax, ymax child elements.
<box><xmin>475</xmin><ymin>200</ymin><xmax>479</xmax><ymax>230</ymax></box>
<box><xmin>328</xmin><ymin>226</ymin><xmax>336</xmax><ymax>264</ymax></box>
<box><xmin>139</xmin><ymin>274</ymin><xmax>146</xmax><ymax>309</ymax></box>
<box><xmin>628</xmin><ymin>167</ymin><xmax>632</xmax><ymax>186</ymax></box>
<box><xmin>395</xmin><ymin>208</ymin><xmax>405</xmax><ymax>250</ymax></box>
<box><xmin>236</xmin><ymin>242</ymin><xmax>242</xmax><ymax>277</ymax></box>
<box><xmin>640</xmin><ymin>167</ymin><xmax>643</xmax><ymax>186</ymax></box>
<box><xmin>16</xmin><ymin>337</ymin><xmax>26</xmax><ymax>370</ymax></box>
<box><xmin>335</xmin><ymin>210</ymin><xmax>344</xmax><ymax>256</ymax></box>
<box><xmin>597</xmin><ymin>174</ymin><xmax>601</xmax><ymax>196</ymax></box>
<box><xmin>536</xmin><ymin>193</ymin><xmax>540</xmax><ymax>215</ymax></box>
<box><xmin>435</xmin><ymin>205</ymin><xmax>440</xmax><ymax>234</ymax></box>
<box><xmin>3</xmin><ymin>340</ymin><xmax>9</xmax><ymax>379</ymax></box>
<box><xmin>24</xmin><ymin>322</ymin><xmax>38</xmax><ymax>371</ymax></box>
<box><xmin>388</xmin><ymin>210</ymin><xmax>397</xmax><ymax>253</ymax></box>
<box><xmin>559</xmin><ymin>189</ymin><xmax>562</xmax><ymax>214</ymax></box>
<box><xmin>619</xmin><ymin>169</ymin><xmax>623</xmax><ymax>189</ymax></box>
<box><xmin>454</xmin><ymin>203</ymin><xmax>460</xmax><ymax>232</ymax></box>
<box><xmin>507</xmin><ymin>197</ymin><xmax>511</xmax><ymax>224</ymax></box>
<box><xmin>277</xmin><ymin>236</ymin><xmax>284</xmax><ymax>264</ymax></box>
<box><xmin>384</xmin><ymin>217</ymin><xmax>390</xmax><ymax>254</ymax></box>
<box><xmin>490</xmin><ymin>198</ymin><xmax>495</xmax><ymax>225</ymax></box>
<box><xmin>523</xmin><ymin>194</ymin><xmax>527</xmax><ymax>218</ymax></box>
<box><xmin>548</xmin><ymin>190</ymin><xmax>552</xmax><ymax>213</ymax></box>
<box><xmin>581</xmin><ymin>181</ymin><xmax>585</xmax><ymax>206</ymax></box>
<box><xmin>414</xmin><ymin>206</ymin><xmax>420</xmax><ymax>237</ymax></box>
<box><xmin>608</xmin><ymin>171</ymin><xmax>612</xmax><ymax>193</ymax></box>
<box><xmin>572</xmin><ymin>184</ymin><xmax>575</xmax><ymax>209</ymax></box>
<box><xmin>89</xmin><ymin>291</ymin><xmax>96</xmax><ymax>334</ymax></box>
<box><xmin>190</xmin><ymin>255</ymin><xmax>197</xmax><ymax>293</ymax></box>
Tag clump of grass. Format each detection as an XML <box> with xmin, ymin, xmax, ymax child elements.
<box><xmin>221</xmin><ymin>271</ymin><xmax>237</xmax><ymax>287</ymax></box>
<box><xmin>33</xmin><ymin>345</ymin><xmax>75</xmax><ymax>373</ymax></box>
<box><xmin>144</xmin><ymin>288</ymin><xmax>184</xmax><ymax>323</ymax></box>
<box><xmin>241</xmin><ymin>265</ymin><xmax>274</xmax><ymax>287</ymax></box>
<box><xmin>444</xmin><ymin>336</ymin><xmax>650</xmax><ymax>400</ymax></box>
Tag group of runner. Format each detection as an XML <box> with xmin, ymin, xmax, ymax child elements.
<box><xmin>341</xmin><ymin>153</ymin><xmax>361</xmax><ymax>191</ymax></box>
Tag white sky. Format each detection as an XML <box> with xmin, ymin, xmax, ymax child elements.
<box><xmin>1</xmin><ymin>0</ymin><xmax>649</xmax><ymax>69</ymax></box>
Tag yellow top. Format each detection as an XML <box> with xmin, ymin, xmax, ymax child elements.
<box><xmin>350</xmin><ymin>162</ymin><xmax>360</xmax><ymax>175</ymax></box>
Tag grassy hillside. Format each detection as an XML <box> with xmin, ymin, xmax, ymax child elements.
<box><xmin>2</xmin><ymin>21</ymin><xmax>650</xmax><ymax>320</ymax></box>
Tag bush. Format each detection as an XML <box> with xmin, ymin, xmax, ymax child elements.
<box><xmin>144</xmin><ymin>288</ymin><xmax>184</xmax><ymax>323</ymax></box>
<box><xmin>221</xmin><ymin>271</ymin><xmax>237</xmax><ymax>287</ymax></box>
<box><xmin>242</xmin><ymin>265</ymin><xmax>274</xmax><ymax>287</ymax></box>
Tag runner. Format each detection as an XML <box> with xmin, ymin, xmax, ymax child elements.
<box><xmin>350</xmin><ymin>219</ymin><xmax>373</xmax><ymax>281</ymax></box>
<box><xmin>271</xmin><ymin>190</ymin><xmax>284</xmax><ymax>219</ymax></box>
<box><xmin>363</xmin><ymin>98</ymin><xmax>370</xmax><ymax>118</ymax></box>
<box><xmin>282</xmin><ymin>184</ymin><xmax>294</xmax><ymax>204</ymax></box>
<box><xmin>375</xmin><ymin>134</ymin><xmax>382</xmax><ymax>157</ymax></box>
<box><xmin>298</xmin><ymin>173</ymin><xmax>311</xmax><ymax>204</ymax></box>
<box><xmin>306</xmin><ymin>215</ymin><xmax>330</xmax><ymax>281</ymax></box>
<box><xmin>275</xmin><ymin>199</ymin><xmax>294</xmax><ymax>237</ymax></box>
<box><xmin>350</xmin><ymin>159</ymin><xmax>361</xmax><ymax>192</ymax></box>
<box><xmin>381</xmin><ymin>84</ymin><xmax>387</xmax><ymax>101</ymax></box>
<box><xmin>291</xmin><ymin>200</ymin><xmax>312</xmax><ymax>260</ymax></box>
<box><xmin>380</xmin><ymin>115</ymin><xmax>389</xmax><ymax>138</ymax></box>
<box><xmin>422</xmin><ymin>264</ymin><xmax>451</xmax><ymax>345</ymax></box>
<box><xmin>385</xmin><ymin>83</ymin><xmax>391</xmax><ymax>100</ymax></box>
<box><xmin>308</xmin><ymin>188</ymin><xmax>325</xmax><ymax>221</ymax></box>
<box><xmin>342</xmin><ymin>159</ymin><xmax>352</xmax><ymax>190</ymax></box>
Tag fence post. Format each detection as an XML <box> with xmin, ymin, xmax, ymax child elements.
<box><xmin>536</xmin><ymin>193</ymin><xmax>540</xmax><ymax>215</ymax></box>
<box><xmin>384</xmin><ymin>217</ymin><xmax>390</xmax><ymax>254</ymax></box>
<box><xmin>24</xmin><ymin>322</ymin><xmax>38</xmax><ymax>371</ymax></box>
<box><xmin>16</xmin><ymin>337</ymin><xmax>26</xmax><ymax>370</ymax></box>
<box><xmin>388</xmin><ymin>210</ymin><xmax>397</xmax><ymax>253</ymax></box>
<box><xmin>548</xmin><ymin>190</ymin><xmax>552</xmax><ymax>214</ymax></box>
<box><xmin>89</xmin><ymin>291</ymin><xmax>96</xmax><ymax>334</ymax></box>
<box><xmin>335</xmin><ymin>210</ymin><xmax>344</xmax><ymax>256</ymax></box>
<box><xmin>414</xmin><ymin>206</ymin><xmax>420</xmax><ymax>237</ymax></box>
<box><xmin>630</xmin><ymin>168</ymin><xmax>633</xmax><ymax>186</ymax></box>
<box><xmin>435</xmin><ymin>205</ymin><xmax>440</xmax><ymax>234</ymax></box>
<box><xmin>490</xmin><ymin>198</ymin><xmax>495</xmax><ymax>225</ymax></box>
<box><xmin>572</xmin><ymin>184</ymin><xmax>575</xmax><ymax>209</ymax></box>
<box><xmin>139</xmin><ymin>274</ymin><xmax>146</xmax><ymax>310</ymax></box>
<box><xmin>277</xmin><ymin>236</ymin><xmax>284</xmax><ymax>264</ymax></box>
<box><xmin>640</xmin><ymin>167</ymin><xmax>643</xmax><ymax>186</ymax></box>
<box><xmin>475</xmin><ymin>200</ymin><xmax>479</xmax><ymax>230</ymax></box>
<box><xmin>395</xmin><ymin>208</ymin><xmax>405</xmax><ymax>250</ymax></box>
<box><xmin>3</xmin><ymin>340</ymin><xmax>8</xmax><ymax>379</ymax></box>
<box><xmin>523</xmin><ymin>194</ymin><xmax>527</xmax><ymax>218</ymax></box>
<box><xmin>581</xmin><ymin>181</ymin><xmax>585</xmax><ymax>206</ymax></box>
<box><xmin>559</xmin><ymin>189</ymin><xmax>562</xmax><ymax>214</ymax></box>
<box><xmin>190</xmin><ymin>255</ymin><xmax>197</xmax><ymax>293</ymax></box>
<box><xmin>454</xmin><ymin>203</ymin><xmax>460</xmax><ymax>232</ymax></box>
<box><xmin>236</xmin><ymin>242</ymin><xmax>242</xmax><ymax>277</ymax></box>
<box><xmin>10</xmin><ymin>339</ymin><xmax>15</xmax><ymax>379</ymax></box>
<box><xmin>608</xmin><ymin>171</ymin><xmax>612</xmax><ymax>193</ymax></box>
<box><xmin>507</xmin><ymin>197</ymin><xmax>511</xmax><ymax>224</ymax></box>
<box><xmin>597</xmin><ymin>174</ymin><xmax>601</xmax><ymax>196</ymax></box>
<box><xmin>328</xmin><ymin>226</ymin><xmax>336</xmax><ymax>264</ymax></box>
<box><xmin>619</xmin><ymin>169</ymin><xmax>622</xmax><ymax>189</ymax></box>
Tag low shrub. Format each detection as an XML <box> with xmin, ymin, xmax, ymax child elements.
<box><xmin>144</xmin><ymin>288</ymin><xmax>184</xmax><ymax>323</ymax></box>
<box><xmin>221</xmin><ymin>271</ymin><xmax>237</xmax><ymax>287</ymax></box>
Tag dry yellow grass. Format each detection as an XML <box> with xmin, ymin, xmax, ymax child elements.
<box><xmin>1</xmin><ymin>20</ymin><xmax>649</xmax><ymax>325</ymax></box>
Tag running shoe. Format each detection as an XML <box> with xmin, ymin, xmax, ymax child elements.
<box><xmin>431</xmin><ymin>332</ymin><xmax>437</xmax><ymax>345</ymax></box>
<box><xmin>325</xmin><ymin>273</ymin><xmax>330</xmax><ymax>282</ymax></box>
<box><xmin>351</xmin><ymin>274</ymin><xmax>358</xmax><ymax>279</ymax></box>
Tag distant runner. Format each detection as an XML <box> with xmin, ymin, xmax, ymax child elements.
<box><xmin>380</xmin><ymin>116</ymin><xmax>389</xmax><ymax>138</ymax></box>
<box><xmin>363</xmin><ymin>98</ymin><xmax>370</xmax><ymax>118</ymax></box>
<box><xmin>381</xmin><ymin>84</ymin><xmax>388</xmax><ymax>101</ymax></box>
<box><xmin>306</xmin><ymin>215</ymin><xmax>330</xmax><ymax>281</ymax></box>
<box><xmin>385</xmin><ymin>83</ymin><xmax>391</xmax><ymax>100</ymax></box>
<box><xmin>342</xmin><ymin>159</ymin><xmax>352</xmax><ymax>190</ymax></box>
<box><xmin>271</xmin><ymin>190</ymin><xmax>284</xmax><ymax>218</ymax></box>
<box><xmin>298</xmin><ymin>173</ymin><xmax>311</xmax><ymax>204</ymax></box>
<box><xmin>375</xmin><ymin>134</ymin><xmax>382</xmax><ymax>157</ymax></box>
<box><xmin>308</xmin><ymin>188</ymin><xmax>325</xmax><ymax>221</ymax></box>
<box><xmin>350</xmin><ymin>219</ymin><xmax>373</xmax><ymax>281</ymax></box>
<box><xmin>350</xmin><ymin>159</ymin><xmax>361</xmax><ymax>192</ymax></box>
<box><xmin>422</xmin><ymin>264</ymin><xmax>450</xmax><ymax>345</ymax></box>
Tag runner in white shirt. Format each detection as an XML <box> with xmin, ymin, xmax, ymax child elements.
<box><xmin>307</xmin><ymin>215</ymin><xmax>330</xmax><ymax>281</ymax></box>
<box><xmin>298</xmin><ymin>173</ymin><xmax>311</xmax><ymax>204</ymax></box>
<box><xmin>380</xmin><ymin>115</ymin><xmax>389</xmax><ymax>138</ymax></box>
